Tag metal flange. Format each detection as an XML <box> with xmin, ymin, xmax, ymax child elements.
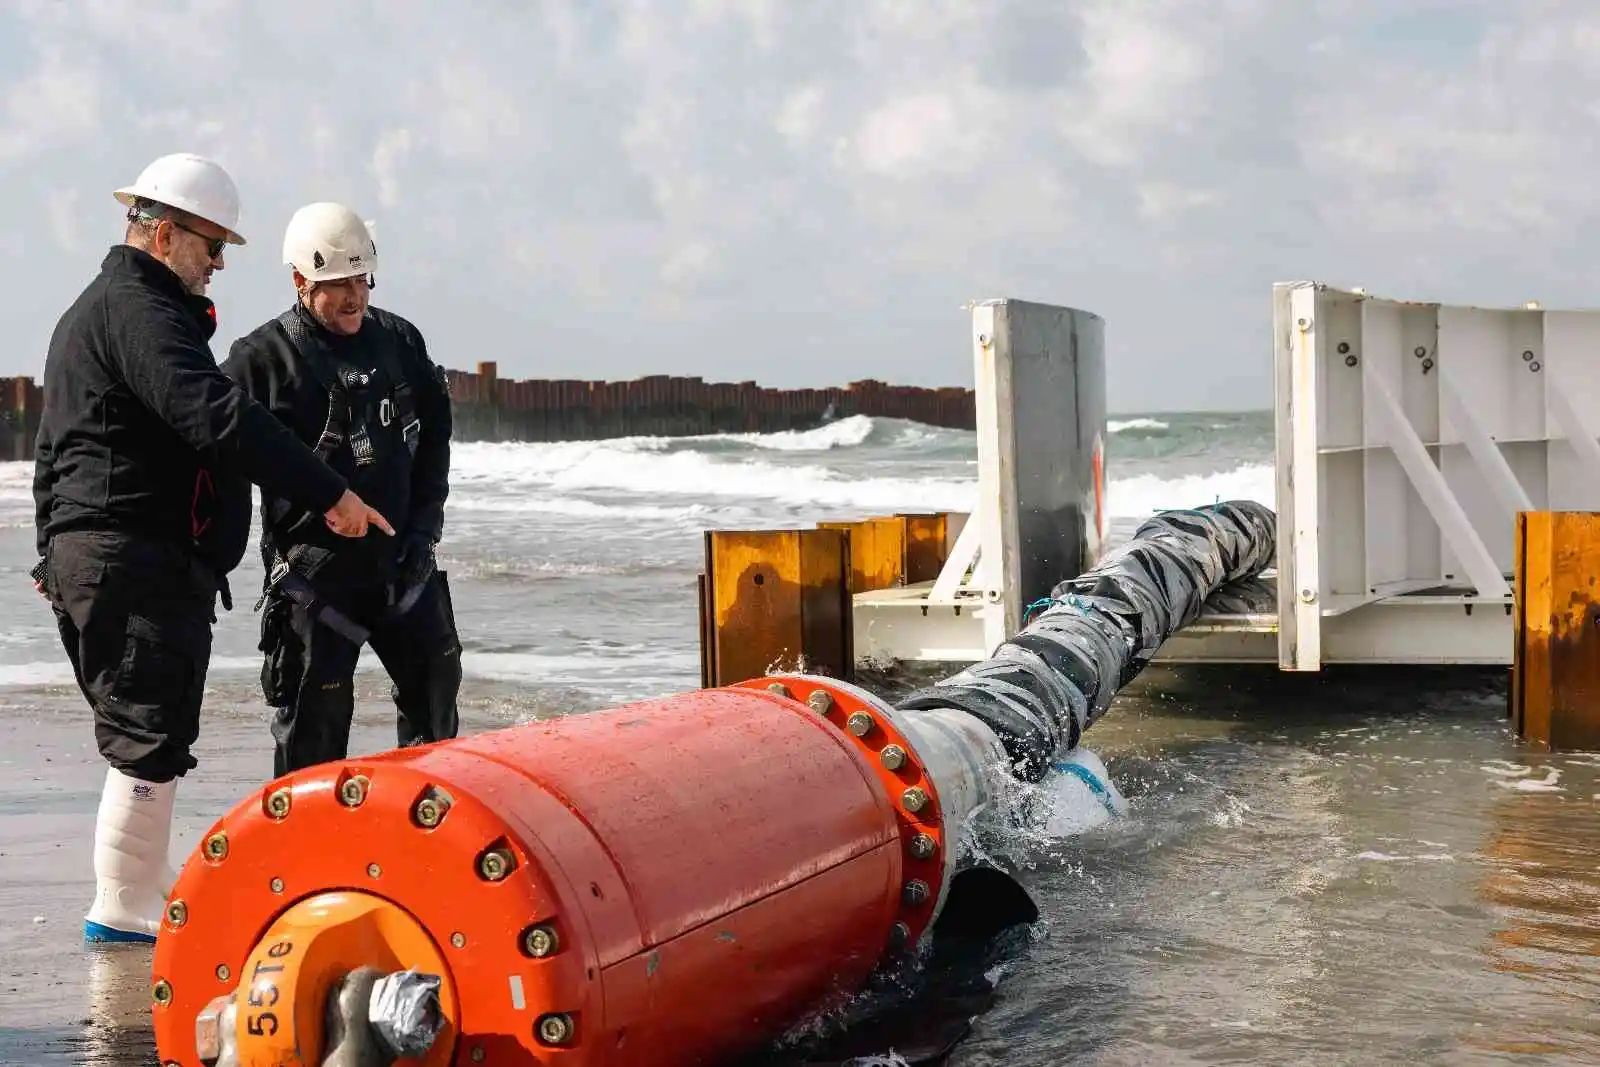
<box><xmin>732</xmin><ymin>674</ymin><xmax>954</xmax><ymax>954</ymax></box>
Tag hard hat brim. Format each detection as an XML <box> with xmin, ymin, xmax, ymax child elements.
<box><xmin>294</xmin><ymin>267</ymin><xmax>375</xmax><ymax>283</ymax></box>
<box><xmin>113</xmin><ymin>186</ymin><xmax>248</xmax><ymax>246</ymax></box>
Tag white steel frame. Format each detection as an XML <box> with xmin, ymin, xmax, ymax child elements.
<box><xmin>851</xmin><ymin>282</ymin><xmax>1584</xmax><ymax>670</ymax></box>
<box><xmin>854</xmin><ymin>303</ymin><xmax>1009</xmax><ymax>666</ymax></box>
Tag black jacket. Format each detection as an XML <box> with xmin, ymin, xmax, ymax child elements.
<box><xmin>220</xmin><ymin>302</ymin><xmax>452</xmax><ymax>583</ymax></box>
<box><xmin>33</xmin><ymin>246</ymin><xmax>349</xmax><ymax>577</ymax></box>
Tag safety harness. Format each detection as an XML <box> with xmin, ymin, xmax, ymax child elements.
<box><xmin>278</xmin><ymin>306</ymin><xmax>423</xmax><ymax>469</ymax></box>
<box><xmin>253</xmin><ymin>307</ymin><xmax>429</xmax><ymax>641</ymax></box>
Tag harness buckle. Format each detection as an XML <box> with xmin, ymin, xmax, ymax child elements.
<box><xmin>255</xmin><ymin>558</ymin><xmax>291</xmax><ymax>613</ymax></box>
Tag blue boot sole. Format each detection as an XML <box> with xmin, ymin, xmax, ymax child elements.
<box><xmin>84</xmin><ymin>919</ymin><xmax>156</xmax><ymax>945</ymax></box>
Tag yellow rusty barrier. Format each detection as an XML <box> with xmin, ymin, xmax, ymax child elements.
<box><xmin>818</xmin><ymin>518</ymin><xmax>905</xmax><ymax>594</ymax></box>
<box><xmin>697</xmin><ymin>514</ymin><xmax>959</xmax><ymax>688</ymax></box>
<box><xmin>818</xmin><ymin>514</ymin><xmax>954</xmax><ymax>593</ymax></box>
<box><xmin>1512</xmin><ymin>510</ymin><xmax>1600</xmax><ymax>751</ymax></box>
<box><xmin>900</xmin><ymin>512</ymin><xmax>952</xmax><ymax>585</ymax></box>
<box><xmin>698</xmin><ymin>528</ymin><xmax>853</xmax><ymax>688</ymax></box>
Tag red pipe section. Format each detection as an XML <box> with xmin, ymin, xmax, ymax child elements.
<box><xmin>151</xmin><ymin>676</ymin><xmax>958</xmax><ymax>1066</ymax></box>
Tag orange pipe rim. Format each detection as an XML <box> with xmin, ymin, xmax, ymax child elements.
<box><xmin>733</xmin><ymin>675</ymin><xmax>949</xmax><ymax>953</ymax></box>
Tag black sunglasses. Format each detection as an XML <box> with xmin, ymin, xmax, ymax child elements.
<box><xmin>168</xmin><ymin>218</ymin><xmax>227</xmax><ymax>259</ymax></box>
<box><xmin>129</xmin><ymin>204</ymin><xmax>226</xmax><ymax>258</ymax></box>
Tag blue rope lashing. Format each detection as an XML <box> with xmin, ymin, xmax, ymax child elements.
<box><xmin>1022</xmin><ymin>596</ymin><xmax>1057</xmax><ymax>623</ymax></box>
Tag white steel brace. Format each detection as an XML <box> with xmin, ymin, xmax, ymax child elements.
<box><xmin>853</xmin><ymin>281</ymin><xmax>1598</xmax><ymax>673</ymax></box>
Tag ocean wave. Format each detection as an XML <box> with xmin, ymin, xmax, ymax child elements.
<box><xmin>0</xmin><ymin>647</ymin><xmax>700</xmax><ymax>690</ymax></box>
<box><xmin>0</xmin><ymin>655</ymin><xmax>269</xmax><ymax>689</ymax></box>
<box><xmin>449</xmin><ymin>441</ymin><xmax>979</xmax><ymax>513</ymax></box>
<box><xmin>447</xmin><ymin>441</ymin><xmax>1274</xmax><ymax>521</ymax></box>
<box><xmin>0</xmin><ymin>455</ymin><xmax>1276</xmax><ymax>524</ymax></box>
<box><xmin>449</xmin><ymin>556</ymin><xmax>684</xmax><ymax>581</ymax></box>
<box><xmin>1107</xmin><ymin>462</ymin><xmax>1276</xmax><ymax>518</ymax></box>
<box><xmin>444</xmin><ymin>494</ymin><xmax>729</xmax><ymax>522</ymax></box>
<box><xmin>565</xmin><ymin>415</ymin><xmax>966</xmax><ymax>455</ymax></box>
<box><xmin>0</xmin><ymin>416</ymin><xmax>1275</xmax><ymax>528</ymax></box>
<box><xmin>1108</xmin><ymin>417</ymin><xmax>1171</xmax><ymax>434</ymax></box>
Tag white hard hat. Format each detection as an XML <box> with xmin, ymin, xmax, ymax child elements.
<box><xmin>282</xmin><ymin>202</ymin><xmax>378</xmax><ymax>283</ymax></box>
<box><xmin>113</xmin><ymin>153</ymin><xmax>246</xmax><ymax>245</ymax></box>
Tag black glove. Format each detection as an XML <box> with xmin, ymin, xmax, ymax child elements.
<box><xmin>396</xmin><ymin>531</ymin><xmax>436</xmax><ymax>589</ymax></box>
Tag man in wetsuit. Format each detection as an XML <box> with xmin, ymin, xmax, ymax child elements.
<box><xmin>221</xmin><ymin>201</ymin><xmax>461</xmax><ymax>779</ymax></box>
<box><xmin>34</xmin><ymin>154</ymin><xmax>394</xmax><ymax>944</ymax></box>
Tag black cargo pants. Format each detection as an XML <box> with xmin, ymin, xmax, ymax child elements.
<box><xmin>258</xmin><ymin>568</ymin><xmax>462</xmax><ymax>776</ymax></box>
<box><xmin>46</xmin><ymin>531</ymin><xmax>218</xmax><ymax>783</ymax></box>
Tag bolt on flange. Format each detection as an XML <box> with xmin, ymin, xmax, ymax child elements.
<box><xmin>908</xmin><ymin>833</ymin><xmax>937</xmax><ymax>860</ymax></box>
<box><xmin>413</xmin><ymin>792</ymin><xmax>449</xmax><ymax>828</ymax></box>
<box><xmin>265</xmin><ymin>787</ymin><xmax>292</xmax><ymax>819</ymax></box>
<box><xmin>901</xmin><ymin>786</ymin><xmax>929</xmax><ymax>813</ymax></box>
<box><xmin>152</xmin><ymin>979</ymin><xmax>173</xmax><ymax>1006</ymax></box>
<box><xmin>522</xmin><ymin>923</ymin><xmax>560</xmax><ymax>958</ymax></box>
<box><xmin>203</xmin><ymin>831</ymin><xmax>228</xmax><ymax>861</ymax></box>
<box><xmin>478</xmin><ymin>847</ymin><xmax>515</xmax><ymax>881</ymax></box>
<box><xmin>846</xmin><ymin>712</ymin><xmax>874</xmax><ymax>736</ymax></box>
<box><xmin>880</xmin><ymin>744</ymin><xmax>907</xmax><ymax>770</ymax></box>
<box><xmin>165</xmin><ymin>900</ymin><xmax>188</xmax><ymax>927</ymax></box>
<box><xmin>339</xmin><ymin>774</ymin><xmax>370</xmax><ymax>807</ymax></box>
<box><xmin>902</xmin><ymin>879</ymin><xmax>930</xmax><ymax>906</ymax></box>
<box><xmin>536</xmin><ymin>1013</ymin><xmax>574</xmax><ymax>1046</ymax></box>
<box><xmin>806</xmin><ymin>690</ymin><xmax>833</xmax><ymax>714</ymax></box>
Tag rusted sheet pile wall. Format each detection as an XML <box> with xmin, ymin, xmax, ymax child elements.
<box><xmin>0</xmin><ymin>363</ymin><xmax>970</xmax><ymax>460</ymax></box>
<box><xmin>0</xmin><ymin>377</ymin><xmax>41</xmax><ymax>462</ymax></box>
<box><xmin>445</xmin><ymin>361</ymin><xmax>975</xmax><ymax>443</ymax></box>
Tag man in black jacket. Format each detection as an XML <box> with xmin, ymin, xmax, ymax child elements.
<box><xmin>221</xmin><ymin>201</ymin><xmax>461</xmax><ymax>781</ymax></box>
<box><xmin>34</xmin><ymin>154</ymin><xmax>394</xmax><ymax>944</ymax></box>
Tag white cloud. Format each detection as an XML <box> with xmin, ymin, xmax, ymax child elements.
<box><xmin>774</xmin><ymin>85</ymin><xmax>825</xmax><ymax>148</ymax></box>
<box><xmin>44</xmin><ymin>188</ymin><xmax>80</xmax><ymax>253</ymax></box>
<box><xmin>853</xmin><ymin>92</ymin><xmax>969</xmax><ymax>178</ymax></box>
<box><xmin>7</xmin><ymin>0</ymin><xmax>1600</xmax><ymax>411</ymax></box>
<box><xmin>370</xmin><ymin>129</ymin><xmax>413</xmax><ymax>210</ymax></box>
<box><xmin>0</xmin><ymin>44</ymin><xmax>100</xmax><ymax>163</ymax></box>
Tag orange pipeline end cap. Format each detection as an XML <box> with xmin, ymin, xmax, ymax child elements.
<box><xmin>230</xmin><ymin>890</ymin><xmax>459</xmax><ymax>1066</ymax></box>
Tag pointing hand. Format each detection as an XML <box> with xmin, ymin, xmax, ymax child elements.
<box><xmin>324</xmin><ymin>489</ymin><xmax>394</xmax><ymax>538</ymax></box>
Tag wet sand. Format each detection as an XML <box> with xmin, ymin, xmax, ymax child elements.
<box><xmin>0</xmin><ymin>677</ymin><xmax>419</xmax><ymax>1066</ymax></box>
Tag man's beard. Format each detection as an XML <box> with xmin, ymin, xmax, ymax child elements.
<box><xmin>178</xmin><ymin>262</ymin><xmax>210</xmax><ymax>295</ymax></box>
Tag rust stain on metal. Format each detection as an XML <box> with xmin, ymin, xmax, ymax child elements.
<box><xmin>697</xmin><ymin>528</ymin><xmax>852</xmax><ymax>687</ymax></box>
<box><xmin>1513</xmin><ymin>511</ymin><xmax>1600</xmax><ymax>751</ymax></box>
<box><xmin>818</xmin><ymin>517</ymin><xmax>906</xmax><ymax>593</ymax></box>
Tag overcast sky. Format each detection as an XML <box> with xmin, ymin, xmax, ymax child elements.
<box><xmin>2</xmin><ymin>0</ymin><xmax>1592</xmax><ymax>413</ymax></box>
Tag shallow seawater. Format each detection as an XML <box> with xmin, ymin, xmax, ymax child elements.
<box><xmin>1</xmin><ymin>416</ymin><xmax>1596</xmax><ymax>1064</ymax></box>
<box><xmin>4</xmin><ymin>666</ymin><xmax>1597</xmax><ymax>1066</ymax></box>
<box><xmin>737</xmin><ymin>665</ymin><xmax>1596</xmax><ymax>1067</ymax></box>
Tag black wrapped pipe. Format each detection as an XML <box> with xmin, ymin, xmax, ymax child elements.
<box><xmin>896</xmin><ymin>500</ymin><xmax>1277</xmax><ymax>781</ymax></box>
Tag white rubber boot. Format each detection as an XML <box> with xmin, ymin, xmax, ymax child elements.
<box><xmin>83</xmin><ymin>766</ymin><xmax>177</xmax><ymax>944</ymax></box>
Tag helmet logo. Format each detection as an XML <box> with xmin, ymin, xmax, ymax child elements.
<box><xmin>313</xmin><ymin>250</ymin><xmax>325</xmax><ymax>270</ymax></box>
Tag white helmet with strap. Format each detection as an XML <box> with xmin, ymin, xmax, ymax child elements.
<box><xmin>282</xmin><ymin>202</ymin><xmax>378</xmax><ymax>284</ymax></box>
<box><xmin>113</xmin><ymin>152</ymin><xmax>247</xmax><ymax>245</ymax></box>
